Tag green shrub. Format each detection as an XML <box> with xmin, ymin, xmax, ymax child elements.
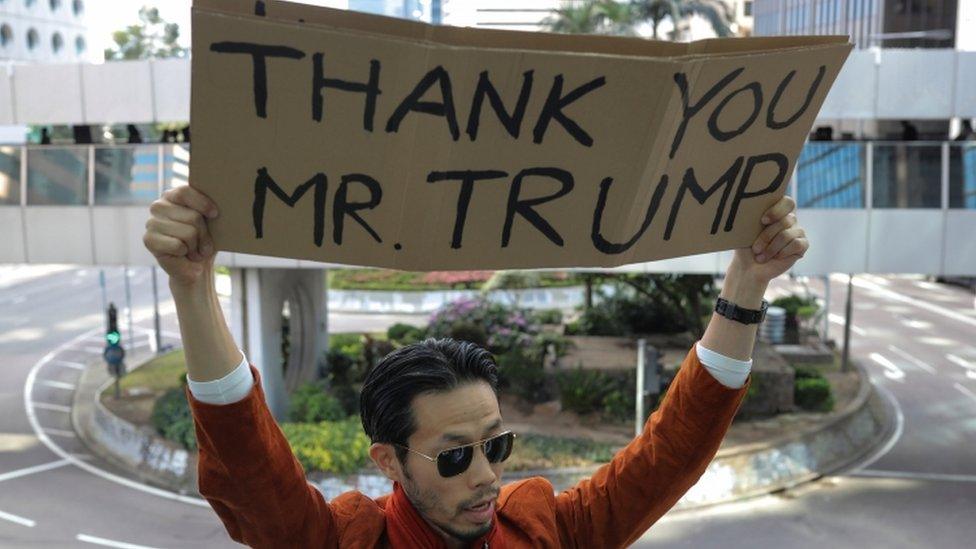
<box><xmin>288</xmin><ymin>381</ymin><xmax>346</xmax><ymax>423</ymax></box>
<box><xmin>329</xmin><ymin>333</ymin><xmax>364</xmax><ymax>358</ymax></box>
<box><xmin>281</xmin><ymin>418</ymin><xmax>371</xmax><ymax>475</ymax></box>
<box><xmin>602</xmin><ymin>389</ymin><xmax>634</xmax><ymax>422</ymax></box>
<box><xmin>387</xmin><ymin>323</ymin><xmax>424</xmax><ymax>344</ymax></box>
<box><xmin>557</xmin><ymin>368</ymin><xmax>614</xmax><ymax>416</ymax></box>
<box><xmin>448</xmin><ymin>321</ymin><xmax>489</xmax><ymax>348</ymax></box>
<box><xmin>497</xmin><ymin>347</ymin><xmax>551</xmax><ymax>404</ymax></box>
<box><xmin>795</xmin><ymin>377</ymin><xmax>834</xmax><ymax>412</ymax></box>
<box><xmin>151</xmin><ymin>386</ymin><xmax>196</xmax><ymax>450</ymax></box>
<box><xmin>793</xmin><ymin>365</ymin><xmax>822</xmax><ymax>380</ymax></box>
<box><xmin>532</xmin><ymin>309</ymin><xmax>564</xmax><ymax>325</ymax></box>
<box><xmin>772</xmin><ymin>295</ymin><xmax>819</xmax><ymax>316</ymax></box>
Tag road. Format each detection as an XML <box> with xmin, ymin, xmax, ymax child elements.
<box><xmin>637</xmin><ymin>274</ymin><xmax>976</xmax><ymax>548</ymax></box>
<box><xmin>3</xmin><ymin>267</ymin><xmax>974</xmax><ymax>547</ymax></box>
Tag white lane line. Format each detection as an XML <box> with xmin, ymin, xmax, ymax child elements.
<box><xmin>828</xmin><ymin>313</ymin><xmax>867</xmax><ymax>336</ymax></box>
<box><xmin>954</xmin><ymin>383</ymin><xmax>976</xmax><ymax>403</ymax></box>
<box><xmin>946</xmin><ymin>354</ymin><xmax>976</xmax><ymax>380</ymax></box>
<box><xmin>0</xmin><ymin>459</ymin><xmax>72</xmax><ymax>483</ymax></box>
<box><xmin>852</xmin><ymin>276</ymin><xmax>976</xmax><ymax>329</ymax></box>
<box><xmin>0</xmin><ymin>508</ymin><xmax>35</xmax><ymax>528</ymax></box>
<box><xmin>49</xmin><ymin>360</ymin><xmax>87</xmax><ymax>371</ymax></box>
<box><xmin>854</xmin><ymin>469</ymin><xmax>976</xmax><ymax>483</ymax></box>
<box><xmin>76</xmin><ymin>533</ymin><xmax>164</xmax><ymax>549</ymax></box>
<box><xmin>43</xmin><ymin>428</ymin><xmax>76</xmax><ymax>438</ymax></box>
<box><xmin>886</xmin><ymin>345</ymin><xmax>937</xmax><ymax>375</ymax></box>
<box><xmin>32</xmin><ymin>401</ymin><xmax>72</xmax><ymax>413</ymax></box>
<box><xmin>869</xmin><ymin>353</ymin><xmax>906</xmax><ymax>382</ymax></box>
<box><xmin>849</xmin><ymin>382</ymin><xmax>905</xmax><ymax>473</ymax></box>
<box><xmin>37</xmin><ymin>380</ymin><xmax>76</xmax><ymax>391</ymax></box>
<box><xmin>24</xmin><ymin>328</ymin><xmax>209</xmax><ymax>507</ymax></box>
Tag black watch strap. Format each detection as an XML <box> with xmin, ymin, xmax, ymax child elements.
<box><xmin>715</xmin><ymin>297</ymin><xmax>768</xmax><ymax>325</ymax></box>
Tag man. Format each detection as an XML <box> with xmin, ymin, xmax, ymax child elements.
<box><xmin>143</xmin><ymin>184</ymin><xmax>808</xmax><ymax>548</ymax></box>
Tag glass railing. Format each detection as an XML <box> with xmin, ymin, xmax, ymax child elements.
<box><xmin>0</xmin><ymin>142</ymin><xmax>973</xmax><ymax>210</ymax></box>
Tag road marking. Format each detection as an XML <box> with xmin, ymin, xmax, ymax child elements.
<box><xmin>848</xmin><ymin>382</ymin><xmax>904</xmax><ymax>473</ymax></box>
<box><xmin>851</xmin><ymin>276</ymin><xmax>976</xmax><ymax>329</ymax></box>
<box><xmin>869</xmin><ymin>353</ymin><xmax>905</xmax><ymax>382</ymax></box>
<box><xmin>32</xmin><ymin>402</ymin><xmax>71</xmax><ymax>413</ymax></box>
<box><xmin>854</xmin><ymin>469</ymin><xmax>976</xmax><ymax>483</ymax></box>
<box><xmin>43</xmin><ymin>428</ymin><xmax>76</xmax><ymax>438</ymax></box>
<box><xmin>946</xmin><ymin>354</ymin><xmax>976</xmax><ymax>380</ymax></box>
<box><xmin>0</xmin><ymin>459</ymin><xmax>72</xmax><ymax>483</ymax></box>
<box><xmin>886</xmin><ymin>345</ymin><xmax>937</xmax><ymax>374</ymax></box>
<box><xmin>954</xmin><ymin>383</ymin><xmax>976</xmax><ymax>403</ymax></box>
<box><xmin>25</xmin><ymin>328</ymin><xmax>209</xmax><ymax>508</ymax></box>
<box><xmin>0</xmin><ymin>508</ymin><xmax>35</xmax><ymax>527</ymax></box>
<box><xmin>828</xmin><ymin>313</ymin><xmax>867</xmax><ymax>336</ymax></box>
<box><xmin>37</xmin><ymin>380</ymin><xmax>76</xmax><ymax>391</ymax></box>
<box><xmin>76</xmin><ymin>534</ymin><xmax>164</xmax><ymax>549</ymax></box>
<box><xmin>49</xmin><ymin>360</ymin><xmax>86</xmax><ymax>370</ymax></box>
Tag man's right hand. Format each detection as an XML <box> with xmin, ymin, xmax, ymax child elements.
<box><xmin>143</xmin><ymin>186</ymin><xmax>220</xmax><ymax>287</ymax></box>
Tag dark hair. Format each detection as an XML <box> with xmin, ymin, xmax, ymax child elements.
<box><xmin>360</xmin><ymin>338</ymin><xmax>498</xmax><ymax>463</ymax></box>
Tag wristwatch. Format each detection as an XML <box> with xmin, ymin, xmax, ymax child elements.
<box><xmin>715</xmin><ymin>297</ymin><xmax>768</xmax><ymax>325</ymax></box>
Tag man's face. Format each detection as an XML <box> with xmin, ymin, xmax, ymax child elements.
<box><xmin>400</xmin><ymin>381</ymin><xmax>505</xmax><ymax>543</ymax></box>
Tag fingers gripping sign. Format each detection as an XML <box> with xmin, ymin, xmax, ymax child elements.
<box><xmin>733</xmin><ymin>195</ymin><xmax>809</xmax><ymax>283</ymax></box>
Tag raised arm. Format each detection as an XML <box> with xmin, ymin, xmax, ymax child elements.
<box><xmin>143</xmin><ymin>185</ymin><xmax>340</xmax><ymax>547</ymax></box>
<box><xmin>554</xmin><ymin>196</ymin><xmax>808</xmax><ymax>548</ymax></box>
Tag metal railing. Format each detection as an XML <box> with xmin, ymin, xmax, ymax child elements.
<box><xmin>0</xmin><ymin>141</ymin><xmax>974</xmax><ymax>210</ymax></box>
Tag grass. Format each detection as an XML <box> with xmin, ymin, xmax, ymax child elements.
<box><xmin>505</xmin><ymin>433</ymin><xmax>619</xmax><ymax>471</ymax></box>
<box><xmin>101</xmin><ymin>349</ymin><xmax>186</xmax><ymax>400</ymax></box>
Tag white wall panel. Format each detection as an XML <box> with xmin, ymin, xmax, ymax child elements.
<box><xmin>0</xmin><ymin>207</ymin><xmax>26</xmax><ymax>263</ymax></box>
<box><xmin>0</xmin><ymin>67</ymin><xmax>16</xmax><ymax>125</ymax></box>
<box><xmin>14</xmin><ymin>64</ymin><xmax>85</xmax><ymax>124</ymax></box>
<box><xmin>23</xmin><ymin>207</ymin><xmax>93</xmax><ymax>263</ymax></box>
<box><xmin>151</xmin><ymin>58</ymin><xmax>190</xmax><ymax>122</ymax></box>
<box><xmin>953</xmin><ymin>53</ymin><xmax>976</xmax><ymax>117</ymax></box>
<box><xmin>876</xmin><ymin>50</ymin><xmax>955</xmax><ymax>119</ymax></box>
<box><xmin>942</xmin><ymin>211</ymin><xmax>976</xmax><ymax>275</ymax></box>
<box><xmin>82</xmin><ymin>62</ymin><xmax>154</xmax><ymax>124</ymax></box>
<box><xmin>793</xmin><ymin>210</ymin><xmax>869</xmax><ymax>274</ymax></box>
<box><xmin>819</xmin><ymin>50</ymin><xmax>877</xmax><ymax>119</ymax></box>
<box><xmin>91</xmin><ymin>207</ymin><xmax>155</xmax><ymax>265</ymax></box>
<box><xmin>867</xmin><ymin>210</ymin><xmax>943</xmax><ymax>273</ymax></box>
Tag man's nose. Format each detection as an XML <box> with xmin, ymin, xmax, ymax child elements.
<box><xmin>466</xmin><ymin>446</ymin><xmax>497</xmax><ymax>489</ymax></box>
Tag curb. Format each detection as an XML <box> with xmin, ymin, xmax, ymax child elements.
<box><xmin>71</xmin><ymin>351</ymin><xmax>199</xmax><ymax>496</ymax></box>
<box><xmin>74</xmin><ymin>353</ymin><xmax>891</xmax><ymax>509</ymax></box>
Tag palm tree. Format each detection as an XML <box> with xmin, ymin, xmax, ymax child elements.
<box><xmin>631</xmin><ymin>0</ymin><xmax>734</xmax><ymax>40</ymax></box>
<box><xmin>544</xmin><ymin>0</ymin><xmax>638</xmax><ymax>36</ymax></box>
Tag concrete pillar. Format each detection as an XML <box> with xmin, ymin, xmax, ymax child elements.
<box><xmin>229</xmin><ymin>267</ymin><xmax>329</xmax><ymax>420</ymax></box>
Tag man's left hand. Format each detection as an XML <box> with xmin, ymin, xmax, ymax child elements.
<box><xmin>732</xmin><ymin>196</ymin><xmax>808</xmax><ymax>284</ymax></box>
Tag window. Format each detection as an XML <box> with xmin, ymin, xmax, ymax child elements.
<box><xmin>25</xmin><ymin>0</ymin><xmax>36</xmax><ymax>7</ymax></box>
<box><xmin>72</xmin><ymin>0</ymin><xmax>82</xmax><ymax>16</ymax></box>
<box><xmin>0</xmin><ymin>25</ymin><xmax>11</xmax><ymax>48</ymax></box>
<box><xmin>26</xmin><ymin>28</ymin><xmax>38</xmax><ymax>50</ymax></box>
<box><xmin>75</xmin><ymin>35</ymin><xmax>85</xmax><ymax>54</ymax></box>
<box><xmin>744</xmin><ymin>0</ymin><xmax>753</xmax><ymax>16</ymax></box>
<box><xmin>51</xmin><ymin>32</ymin><xmax>63</xmax><ymax>53</ymax></box>
<box><xmin>49</xmin><ymin>0</ymin><xmax>61</xmax><ymax>11</ymax></box>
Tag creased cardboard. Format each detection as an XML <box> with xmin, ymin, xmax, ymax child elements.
<box><xmin>190</xmin><ymin>0</ymin><xmax>851</xmax><ymax>270</ymax></box>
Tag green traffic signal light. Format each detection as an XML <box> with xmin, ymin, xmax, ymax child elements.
<box><xmin>106</xmin><ymin>331</ymin><xmax>121</xmax><ymax>345</ymax></box>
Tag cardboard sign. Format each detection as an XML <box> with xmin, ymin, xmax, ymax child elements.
<box><xmin>190</xmin><ymin>0</ymin><xmax>851</xmax><ymax>270</ymax></box>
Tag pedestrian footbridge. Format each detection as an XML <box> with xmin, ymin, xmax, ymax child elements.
<box><xmin>0</xmin><ymin>141</ymin><xmax>973</xmax><ymax>276</ymax></box>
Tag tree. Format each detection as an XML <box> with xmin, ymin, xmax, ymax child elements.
<box><xmin>544</xmin><ymin>0</ymin><xmax>637</xmax><ymax>36</ymax></box>
<box><xmin>104</xmin><ymin>6</ymin><xmax>187</xmax><ymax>61</ymax></box>
<box><xmin>632</xmin><ymin>0</ymin><xmax>734</xmax><ymax>40</ymax></box>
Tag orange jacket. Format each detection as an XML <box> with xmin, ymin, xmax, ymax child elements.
<box><xmin>187</xmin><ymin>344</ymin><xmax>748</xmax><ymax>548</ymax></box>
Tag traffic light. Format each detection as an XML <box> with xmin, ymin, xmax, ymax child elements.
<box><xmin>106</xmin><ymin>303</ymin><xmax>121</xmax><ymax>346</ymax></box>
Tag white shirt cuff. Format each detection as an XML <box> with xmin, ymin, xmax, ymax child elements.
<box><xmin>696</xmin><ymin>342</ymin><xmax>752</xmax><ymax>389</ymax></box>
<box><xmin>186</xmin><ymin>351</ymin><xmax>255</xmax><ymax>405</ymax></box>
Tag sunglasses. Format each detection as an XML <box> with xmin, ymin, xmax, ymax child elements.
<box><xmin>396</xmin><ymin>431</ymin><xmax>516</xmax><ymax>478</ymax></box>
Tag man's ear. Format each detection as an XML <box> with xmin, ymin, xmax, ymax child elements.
<box><xmin>369</xmin><ymin>443</ymin><xmax>404</xmax><ymax>483</ymax></box>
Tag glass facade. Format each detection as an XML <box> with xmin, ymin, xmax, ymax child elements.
<box><xmin>796</xmin><ymin>142</ymin><xmax>866</xmax><ymax>208</ymax></box>
<box><xmin>0</xmin><ymin>146</ymin><xmax>20</xmax><ymax>205</ymax></box>
<box><xmin>872</xmin><ymin>143</ymin><xmax>943</xmax><ymax>208</ymax></box>
<box><xmin>26</xmin><ymin>146</ymin><xmax>87</xmax><ymax>205</ymax></box>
